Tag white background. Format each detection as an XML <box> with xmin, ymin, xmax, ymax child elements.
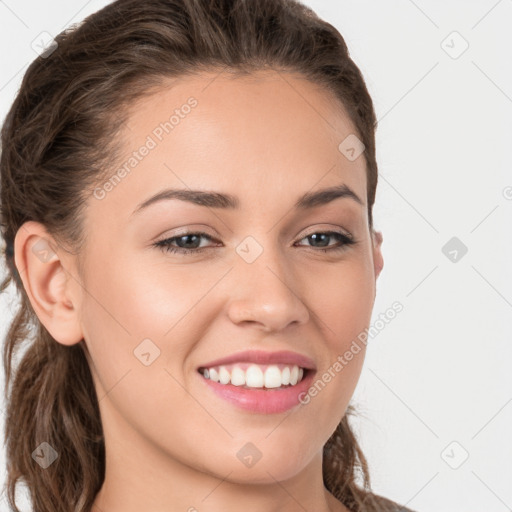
<box><xmin>0</xmin><ymin>1</ymin><xmax>511</xmax><ymax>511</ymax></box>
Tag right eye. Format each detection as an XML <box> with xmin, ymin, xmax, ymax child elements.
<box><xmin>153</xmin><ymin>231</ymin><xmax>219</xmax><ymax>255</ymax></box>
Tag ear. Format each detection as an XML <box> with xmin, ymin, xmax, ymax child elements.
<box><xmin>371</xmin><ymin>229</ymin><xmax>384</xmax><ymax>280</ymax></box>
<box><xmin>13</xmin><ymin>221</ymin><xmax>83</xmax><ymax>346</ymax></box>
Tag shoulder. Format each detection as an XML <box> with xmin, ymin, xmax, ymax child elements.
<box><xmin>359</xmin><ymin>492</ymin><xmax>418</xmax><ymax>512</ymax></box>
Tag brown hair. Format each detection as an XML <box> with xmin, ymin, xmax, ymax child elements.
<box><xmin>0</xmin><ymin>1</ymin><xmax>404</xmax><ymax>511</ymax></box>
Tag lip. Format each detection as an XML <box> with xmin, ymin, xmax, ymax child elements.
<box><xmin>198</xmin><ymin>367</ymin><xmax>316</xmax><ymax>414</ymax></box>
<box><xmin>197</xmin><ymin>349</ymin><xmax>317</xmax><ymax>371</ymax></box>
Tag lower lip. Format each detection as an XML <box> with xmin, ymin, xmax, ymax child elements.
<box><xmin>198</xmin><ymin>369</ymin><xmax>316</xmax><ymax>414</ymax></box>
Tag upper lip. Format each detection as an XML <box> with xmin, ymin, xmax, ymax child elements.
<box><xmin>198</xmin><ymin>349</ymin><xmax>317</xmax><ymax>371</ymax></box>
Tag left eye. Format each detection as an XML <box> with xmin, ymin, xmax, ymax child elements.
<box><xmin>153</xmin><ymin>230</ymin><xmax>357</xmax><ymax>255</ymax></box>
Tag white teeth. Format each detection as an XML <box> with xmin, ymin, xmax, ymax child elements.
<box><xmin>230</xmin><ymin>366</ymin><xmax>246</xmax><ymax>386</ymax></box>
<box><xmin>200</xmin><ymin>363</ymin><xmax>306</xmax><ymax>388</ymax></box>
<box><xmin>290</xmin><ymin>365</ymin><xmax>299</xmax><ymax>385</ymax></box>
<box><xmin>246</xmin><ymin>365</ymin><xmax>264</xmax><ymax>387</ymax></box>
<box><xmin>264</xmin><ymin>365</ymin><xmax>282</xmax><ymax>388</ymax></box>
<box><xmin>219</xmin><ymin>366</ymin><xmax>230</xmax><ymax>385</ymax></box>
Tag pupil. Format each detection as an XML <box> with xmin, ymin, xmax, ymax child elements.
<box><xmin>310</xmin><ymin>233</ymin><xmax>329</xmax><ymax>247</ymax></box>
<box><xmin>179</xmin><ymin>234</ymin><xmax>200</xmax><ymax>248</ymax></box>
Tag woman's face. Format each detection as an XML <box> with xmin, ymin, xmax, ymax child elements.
<box><xmin>70</xmin><ymin>70</ymin><xmax>383</xmax><ymax>486</ymax></box>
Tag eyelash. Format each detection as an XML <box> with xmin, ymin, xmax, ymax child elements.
<box><xmin>152</xmin><ymin>230</ymin><xmax>357</xmax><ymax>255</ymax></box>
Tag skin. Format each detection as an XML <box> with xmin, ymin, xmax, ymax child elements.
<box><xmin>14</xmin><ymin>69</ymin><xmax>383</xmax><ymax>512</ymax></box>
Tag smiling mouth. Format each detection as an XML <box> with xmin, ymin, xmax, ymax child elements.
<box><xmin>197</xmin><ymin>363</ymin><xmax>311</xmax><ymax>389</ymax></box>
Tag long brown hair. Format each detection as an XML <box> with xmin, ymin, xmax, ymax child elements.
<box><xmin>1</xmin><ymin>1</ymin><xmax>403</xmax><ymax>511</ymax></box>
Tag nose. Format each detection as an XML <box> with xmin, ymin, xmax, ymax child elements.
<box><xmin>225</xmin><ymin>245</ymin><xmax>310</xmax><ymax>333</ymax></box>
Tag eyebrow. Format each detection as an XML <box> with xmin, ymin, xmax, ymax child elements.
<box><xmin>131</xmin><ymin>183</ymin><xmax>363</xmax><ymax>217</ymax></box>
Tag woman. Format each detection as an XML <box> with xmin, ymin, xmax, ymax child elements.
<box><xmin>0</xmin><ymin>0</ymin><xmax>415</xmax><ymax>511</ymax></box>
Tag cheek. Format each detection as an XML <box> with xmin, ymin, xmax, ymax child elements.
<box><xmin>78</xmin><ymin>257</ymin><xmax>196</xmax><ymax>439</ymax></box>
<box><xmin>300</xmin><ymin>261</ymin><xmax>372</xmax><ymax>411</ymax></box>
<box><xmin>81</xmin><ymin>252</ymin><xmax>197</xmax><ymax>338</ymax></box>
<box><xmin>80</xmin><ymin>255</ymin><xmax>221</xmax><ymax>381</ymax></box>
<box><xmin>303</xmin><ymin>258</ymin><xmax>375</xmax><ymax>343</ymax></box>
<box><xmin>77</xmin><ymin>254</ymin><xmax>175</xmax><ymax>388</ymax></box>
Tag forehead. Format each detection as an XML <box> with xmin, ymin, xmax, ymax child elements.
<box><xmin>91</xmin><ymin>70</ymin><xmax>367</xmax><ymax>223</ymax></box>
<box><xmin>123</xmin><ymin>69</ymin><xmax>358</xmax><ymax>143</ymax></box>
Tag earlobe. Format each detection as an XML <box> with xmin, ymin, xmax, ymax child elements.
<box><xmin>13</xmin><ymin>221</ymin><xmax>83</xmax><ymax>346</ymax></box>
